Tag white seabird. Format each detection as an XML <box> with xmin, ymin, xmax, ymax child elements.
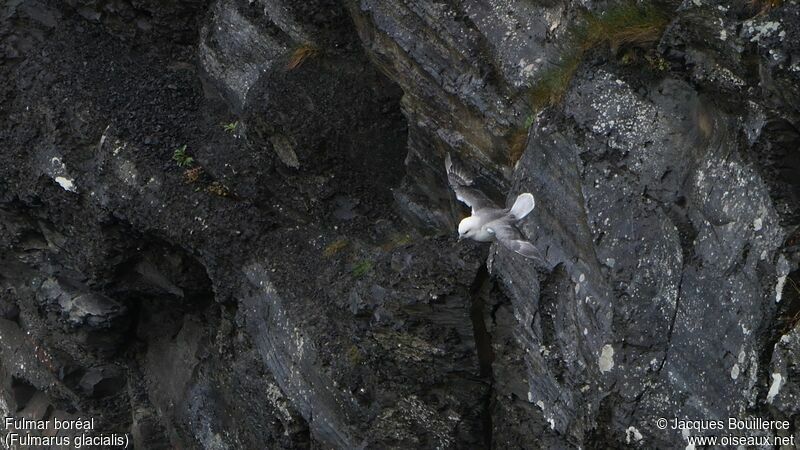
<box><xmin>445</xmin><ymin>153</ymin><xmax>542</xmax><ymax>260</ymax></box>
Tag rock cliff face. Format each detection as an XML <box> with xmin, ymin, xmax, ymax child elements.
<box><xmin>1</xmin><ymin>0</ymin><xmax>799</xmax><ymax>448</ymax></box>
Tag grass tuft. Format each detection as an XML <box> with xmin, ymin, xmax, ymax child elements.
<box><xmin>324</xmin><ymin>239</ymin><xmax>349</xmax><ymax>257</ymax></box>
<box><xmin>528</xmin><ymin>2</ymin><xmax>669</xmax><ymax>112</ymax></box>
<box><xmin>508</xmin><ymin>127</ymin><xmax>531</xmax><ymax>166</ymax></box>
<box><xmin>750</xmin><ymin>0</ymin><xmax>783</xmax><ymax>14</ymax></box>
<box><xmin>286</xmin><ymin>44</ymin><xmax>319</xmax><ymax>70</ymax></box>
<box><xmin>380</xmin><ymin>233</ymin><xmax>414</xmax><ymax>252</ymax></box>
<box><xmin>580</xmin><ymin>3</ymin><xmax>668</xmax><ymax>52</ymax></box>
<box><xmin>530</xmin><ymin>52</ymin><xmax>583</xmax><ymax>112</ymax></box>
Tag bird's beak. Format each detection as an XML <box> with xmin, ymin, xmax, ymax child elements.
<box><xmin>457</xmin><ymin>235</ymin><xmax>463</xmax><ymax>242</ymax></box>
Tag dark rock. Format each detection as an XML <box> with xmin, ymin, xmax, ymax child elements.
<box><xmin>1</xmin><ymin>0</ymin><xmax>799</xmax><ymax>448</ymax></box>
<box><xmin>79</xmin><ymin>366</ymin><xmax>125</xmax><ymax>398</ymax></box>
<box><xmin>0</xmin><ymin>290</ymin><xmax>20</xmax><ymax>320</ymax></box>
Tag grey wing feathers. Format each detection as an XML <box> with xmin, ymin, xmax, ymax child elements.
<box><xmin>490</xmin><ymin>222</ymin><xmax>544</xmax><ymax>261</ymax></box>
<box><xmin>445</xmin><ymin>153</ymin><xmax>496</xmax><ymax>212</ymax></box>
<box><xmin>445</xmin><ymin>153</ymin><xmax>474</xmax><ymax>186</ymax></box>
<box><xmin>452</xmin><ymin>186</ymin><xmax>495</xmax><ymax>213</ymax></box>
<box><xmin>504</xmin><ymin>240</ymin><xmax>545</xmax><ymax>261</ymax></box>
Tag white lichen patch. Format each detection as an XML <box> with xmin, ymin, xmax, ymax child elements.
<box><xmin>731</xmin><ymin>363</ymin><xmax>740</xmax><ymax>380</ymax></box>
<box><xmin>746</xmin><ymin>20</ymin><xmax>781</xmax><ymax>42</ymax></box>
<box><xmin>518</xmin><ymin>59</ymin><xmax>539</xmax><ymax>78</ymax></box>
<box><xmin>54</xmin><ymin>176</ymin><xmax>77</xmax><ymax>192</ymax></box>
<box><xmin>707</xmin><ymin>65</ymin><xmax>747</xmax><ymax>88</ymax></box>
<box><xmin>625</xmin><ymin>426</ymin><xmax>643</xmax><ymax>444</ymax></box>
<box><xmin>49</xmin><ymin>157</ymin><xmax>78</xmax><ymax>193</ymax></box>
<box><xmin>599</xmin><ymin>344</ymin><xmax>615</xmax><ymax>373</ymax></box>
<box><xmin>775</xmin><ymin>274</ymin><xmax>787</xmax><ymax>303</ymax></box>
<box><xmin>766</xmin><ymin>373</ymin><xmax>783</xmax><ymax>403</ymax></box>
<box><xmin>265</xmin><ymin>382</ymin><xmax>294</xmax><ymax>424</ymax></box>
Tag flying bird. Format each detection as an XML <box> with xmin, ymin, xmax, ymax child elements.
<box><xmin>445</xmin><ymin>153</ymin><xmax>542</xmax><ymax>260</ymax></box>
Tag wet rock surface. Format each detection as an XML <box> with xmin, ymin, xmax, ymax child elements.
<box><xmin>1</xmin><ymin>0</ymin><xmax>799</xmax><ymax>449</ymax></box>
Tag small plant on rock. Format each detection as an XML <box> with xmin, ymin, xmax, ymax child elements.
<box><xmin>380</xmin><ymin>233</ymin><xmax>414</xmax><ymax>252</ymax></box>
<box><xmin>206</xmin><ymin>181</ymin><xmax>230</xmax><ymax>197</ymax></box>
<box><xmin>351</xmin><ymin>260</ymin><xmax>373</xmax><ymax>278</ymax></box>
<box><xmin>645</xmin><ymin>53</ymin><xmax>669</xmax><ymax>71</ymax></box>
<box><xmin>173</xmin><ymin>145</ymin><xmax>194</xmax><ymax>168</ymax></box>
<box><xmin>286</xmin><ymin>43</ymin><xmax>319</xmax><ymax>70</ymax></box>
<box><xmin>183</xmin><ymin>167</ymin><xmax>203</xmax><ymax>184</ymax></box>
<box><xmin>346</xmin><ymin>345</ymin><xmax>363</xmax><ymax>365</ymax></box>
<box><xmin>324</xmin><ymin>239</ymin><xmax>349</xmax><ymax>257</ymax></box>
<box><xmin>222</xmin><ymin>121</ymin><xmax>238</xmax><ymax>134</ymax></box>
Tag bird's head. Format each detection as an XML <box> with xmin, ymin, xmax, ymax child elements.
<box><xmin>457</xmin><ymin>216</ymin><xmax>480</xmax><ymax>241</ymax></box>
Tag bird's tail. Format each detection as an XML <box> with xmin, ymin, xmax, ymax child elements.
<box><xmin>509</xmin><ymin>193</ymin><xmax>535</xmax><ymax>220</ymax></box>
<box><xmin>512</xmin><ymin>240</ymin><xmax>545</xmax><ymax>262</ymax></box>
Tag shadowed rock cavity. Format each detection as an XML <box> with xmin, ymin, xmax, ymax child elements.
<box><xmin>0</xmin><ymin>200</ymin><xmax>313</xmax><ymax>448</ymax></box>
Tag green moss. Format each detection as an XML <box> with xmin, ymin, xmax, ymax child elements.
<box><xmin>346</xmin><ymin>345</ymin><xmax>363</xmax><ymax>365</ymax></box>
<box><xmin>524</xmin><ymin>114</ymin><xmax>535</xmax><ymax>129</ymax></box>
<box><xmin>352</xmin><ymin>260</ymin><xmax>373</xmax><ymax>278</ymax></box>
<box><xmin>530</xmin><ymin>51</ymin><xmax>583</xmax><ymax>111</ymax></box>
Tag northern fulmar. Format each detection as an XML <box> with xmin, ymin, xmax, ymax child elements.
<box><xmin>445</xmin><ymin>153</ymin><xmax>542</xmax><ymax>260</ymax></box>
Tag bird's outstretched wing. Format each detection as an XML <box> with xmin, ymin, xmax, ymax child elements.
<box><xmin>445</xmin><ymin>153</ymin><xmax>496</xmax><ymax>213</ymax></box>
<box><xmin>487</xmin><ymin>222</ymin><xmax>544</xmax><ymax>262</ymax></box>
